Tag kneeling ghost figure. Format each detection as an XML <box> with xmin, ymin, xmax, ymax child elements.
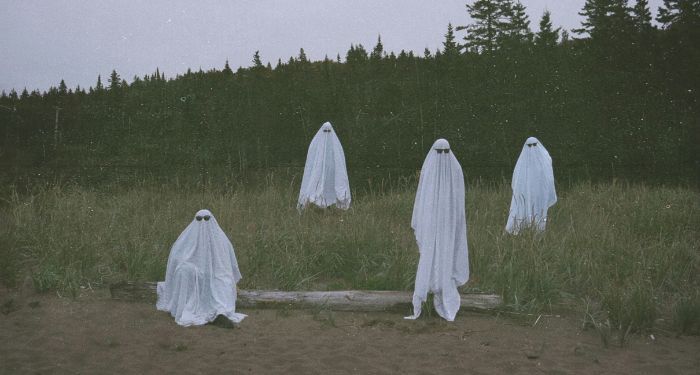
<box><xmin>505</xmin><ymin>137</ymin><xmax>557</xmax><ymax>235</ymax></box>
<box><xmin>406</xmin><ymin>139</ymin><xmax>470</xmax><ymax>322</ymax></box>
<box><xmin>156</xmin><ymin>209</ymin><xmax>246</xmax><ymax>326</ymax></box>
<box><xmin>297</xmin><ymin>121</ymin><xmax>351</xmax><ymax>211</ymax></box>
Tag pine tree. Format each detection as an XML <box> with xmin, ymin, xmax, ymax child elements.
<box><xmin>535</xmin><ymin>10</ymin><xmax>560</xmax><ymax>48</ymax></box>
<box><xmin>371</xmin><ymin>35</ymin><xmax>384</xmax><ymax>61</ymax></box>
<box><xmin>20</xmin><ymin>88</ymin><xmax>29</xmax><ymax>100</ymax></box>
<box><xmin>95</xmin><ymin>75</ymin><xmax>104</xmax><ymax>91</ymax></box>
<box><xmin>443</xmin><ymin>23</ymin><xmax>460</xmax><ymax>56</ymax></box>
<box><xmin>657</xmin><ymin>0</ymin><xmax>700</xmax><ymax>30</ymax></box>
<box><xmin>459</xmin><ymin>0</ymin><xmax>509</xmax><ymax>53</ymax></box>
<box><xmin>574</xmin><ymin>0</ymin><xmax>607</xmax><ymax>37</ymax></box>
<box><xmin>574</xmin><ymin>0</ymin><xmax>633</xmax><ymax>40</ymax></box>
<box><xmin>501</xmin><ymin>1</ymin><xmax>533</xmax><ymax>44</ymax></box>
<box><xmin>632</xmin><ymin>0</ymin><xmax>653</xmax><ymax>32</ymax></box>
<box><xmin>424</xmin><ymin>48</ymin><xmax>432</xmax><ymax>59</ymax></box>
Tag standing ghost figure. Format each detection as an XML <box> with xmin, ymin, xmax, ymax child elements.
<box><xmin>297</xmin><ymin>122</ymin><xmax>351</xmax><ymax>211</ymax></box>
<box><xmin>156</xmin><ymin>209</ymin><xmax>246</xmax><ymax>326</ymax></box>
<box><xmin>505</xmin><ymin>137</ymin><xmax>557</xmax><ymax>235</ymax></box>
<box><xmin>406</xmin><ymin>139</ymin><xmax>470</xmax><ymax>322</ymax></box>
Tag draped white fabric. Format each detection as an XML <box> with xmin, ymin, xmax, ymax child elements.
<box><xmin>156</xmin><ymin>209</ymin><xmax>246</xmax><ymax>326</ymax></box>
<box><xmin>297</xmin><ymin>122</ymin><xmax>351</xmax><ymax>211</ymax></box>
<box><xmin>505</xmin><ymin>137</ymin><xmax>557</xmax><ymax>234</ymax></box>
<box><xmin>406</xmin><ymin>139</ymin><xmax>469</xmax><ymax>322</ymax></box>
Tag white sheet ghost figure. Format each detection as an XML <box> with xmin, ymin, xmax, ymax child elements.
<box><xmin>156</xmin><ymin>209</ymin><xmax>246</xmax><ymax>326</ymax></box>
<box><xmin>405</xmin><ymin>139</ymin><xmax>470</xmax><ymax>322</ymax></box>
<box><xmin>505</xmin><ymin>137</ymin><xmax>557</xmax><ymax>235</ymax></box>
<box><xmin>297</xmin><ymin>121</ymin><xmax>351</xmax><ymax>211</ymax></box>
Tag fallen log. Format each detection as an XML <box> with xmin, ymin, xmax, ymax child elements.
<box><xmin>109</xmin><ymin>281</ymin><xmax>502</xmax><ymax>312</ymax></box>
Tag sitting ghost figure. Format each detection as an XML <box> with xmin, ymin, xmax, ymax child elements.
<box><xmin>505</xmin><ymin>137</ymin><xmax>557</xmax><ymax>235</ymax></box>
<box><xmin>405</xmin><ymin>139</ymin><xmax>470</xmax><ymax>322</ymax></box>
<box><xmin>297</xmin><ymin>122</ymin><xmax>351</xmax><ymax>211</ymax></box>
<box><xmin>156</xmin><ymin>209</ymin><xmax>246</xmax><ymax>326</ymax></box>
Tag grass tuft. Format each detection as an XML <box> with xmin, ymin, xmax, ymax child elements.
<box><xmin>1</xmin><ymin>175</ymin><xmax>698</xmax><ymax>334</ymax></box>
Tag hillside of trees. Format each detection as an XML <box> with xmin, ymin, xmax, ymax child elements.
<box><xmin>1</xmin><ymin>0</ymin><xmax>698</xmax><ymax>186</ymax></box>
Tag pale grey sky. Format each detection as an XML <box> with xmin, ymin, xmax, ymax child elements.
<box><xmin>0</xmin><ymin>0</ymin><xmax>662</xmax><ymax>93</ymax></box>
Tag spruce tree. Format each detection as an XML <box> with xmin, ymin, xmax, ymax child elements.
<box><xmin>535</xmin><ymin>10</ymin><xmax>560</xmax><ymax>48</ymax></box>
<box><xmin>371</xmin><ymin>35</ymin><xmax>384</xmax><ymax>61</ymax></box>
<box><xmin>561</xmin><ymin>29</ymin><xmax>570</xmax><ymax>44</ymax></box>
<box><xmin>223</xmin><ymin>60</ymin><xmax>233</xmax><ymax>75</ymax></box>
<box><xmin>253</xmin><ymin>51</ymin><xmax>263</xmax><ymax>68</ymax></box>
<box><xmin>58</xmin><ymin>79</ymin><xmax>68</xmax><ymax>95</ymax></box>
<box><xmin>108</xmin><ymin>70</ymin><xmax>121</xmax><ymax>91</ymax></box>
<box><xmin>95</xmin><ymin>75</ymin><xmax>103</xmax><ymax>91</ymax></box>
<box><xmin>443</xmin><ymin>23</ymin><xmax>460</xmax><ymax>56</ymax></box>
<box><xmin>346</xmin><ymin>44</ymin><xmax>368</xmax><ymax>64</ymax></box>
<box><xmin>298</xmin><ymin>48</ymin><xmax>308</xmax><ymax>63</ymax></box>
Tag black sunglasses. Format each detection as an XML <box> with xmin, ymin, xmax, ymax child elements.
<box><xmin>436</xmin><ymin>149</ymin><xmax>450</xmax><ymax>154</ymax></box>
<box><xmin>195</xmin><ymin>215</ymin><xmax>211</xmax><ymax>221</ymax></box>
<box><xmin>527</xmin><ymin>143</ymin><xmax>538</xmax><ymax>147</ymax></box>
<box><xmin>323</xmin><ymin>129</ymin><xmax>331</xmax><ymax>133</ymax></box>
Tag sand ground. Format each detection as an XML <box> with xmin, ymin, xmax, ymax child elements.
<box><xmin>1</xmin><ymin>287</ymin><xmax>698</xmax><ymax>375</ymax></box>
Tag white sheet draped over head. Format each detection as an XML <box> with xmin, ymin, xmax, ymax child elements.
<box><xmin>156</xmin><ymin>209</ymin><xmax>246</xmax><ymax>326</ymax></box>
<box><xmin>406</xmin><ymin>139</ymin><xmax>469</xmax><ymax>322</ymax></box>
<box><xmin>505</xmin><ymin>137</ymin><xmax>557</xmax><ymax>234</ymax></box>
<box><xmin>297</xmin><ymin>122</ymin><xmax>351</xmax><ymax>211</ymax></box>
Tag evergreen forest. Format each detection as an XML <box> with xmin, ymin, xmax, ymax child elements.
<box><xmin>1</xmin><ymin>0</ymin><xmax>698</xmax><ymax>187</ymax></box>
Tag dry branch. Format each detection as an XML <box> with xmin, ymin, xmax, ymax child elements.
<box><xmin>109</xmin><ymin>281</ymin><xmax>502</xmax><ymax>312</ymax></box>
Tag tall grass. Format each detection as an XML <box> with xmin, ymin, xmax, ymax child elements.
<box><xmin>1</xmin><ymin>176</ymin><xmax>698</xmax><ymax>333</ymax></box>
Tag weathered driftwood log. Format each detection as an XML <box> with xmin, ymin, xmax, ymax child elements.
<box><xmin>110</xmin><ymin>281</ymin><xmax>502</xmax><ymax>312</ymax></box>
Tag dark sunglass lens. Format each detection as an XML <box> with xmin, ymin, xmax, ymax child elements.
<box><xmin>203</xmin><ymin>215</ymin><xmax>211</xmax><ymax>221</ymax></box>
<box><xmin>196</xmin><ymin>216</ymin><xmax>203</xmax><ymax>221</ymax></box>
<box><xmin>445</xmin><ymin>149</ymin><xmax>450</xmax><ymax>154</ymax></box>
<box><xmin>436</xmin><ymin>149</ymin><xmax>442</xmax><ymax>154</ymax></box>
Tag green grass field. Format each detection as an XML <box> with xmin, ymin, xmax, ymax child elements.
<box><xmin>1</xmin><ymin>175</ymin><xmax>698</xmax><ymax>334</ymax></box>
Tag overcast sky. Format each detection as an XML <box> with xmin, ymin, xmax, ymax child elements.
<box><xmin>0</xmin><ymin>0</ymin><xmax>663</xmax><ymax>93</ymax></box>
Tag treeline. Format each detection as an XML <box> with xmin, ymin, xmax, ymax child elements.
<box><xmin>1</xmin><ymin>0</ymin><xmax>698</xmax><ymax>185</ymax></box>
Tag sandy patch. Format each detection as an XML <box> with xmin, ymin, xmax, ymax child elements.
<box><xmin>1</xmin><ymin>288</ymin><xmax>698</xmax><ymax>375</ymax></box>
